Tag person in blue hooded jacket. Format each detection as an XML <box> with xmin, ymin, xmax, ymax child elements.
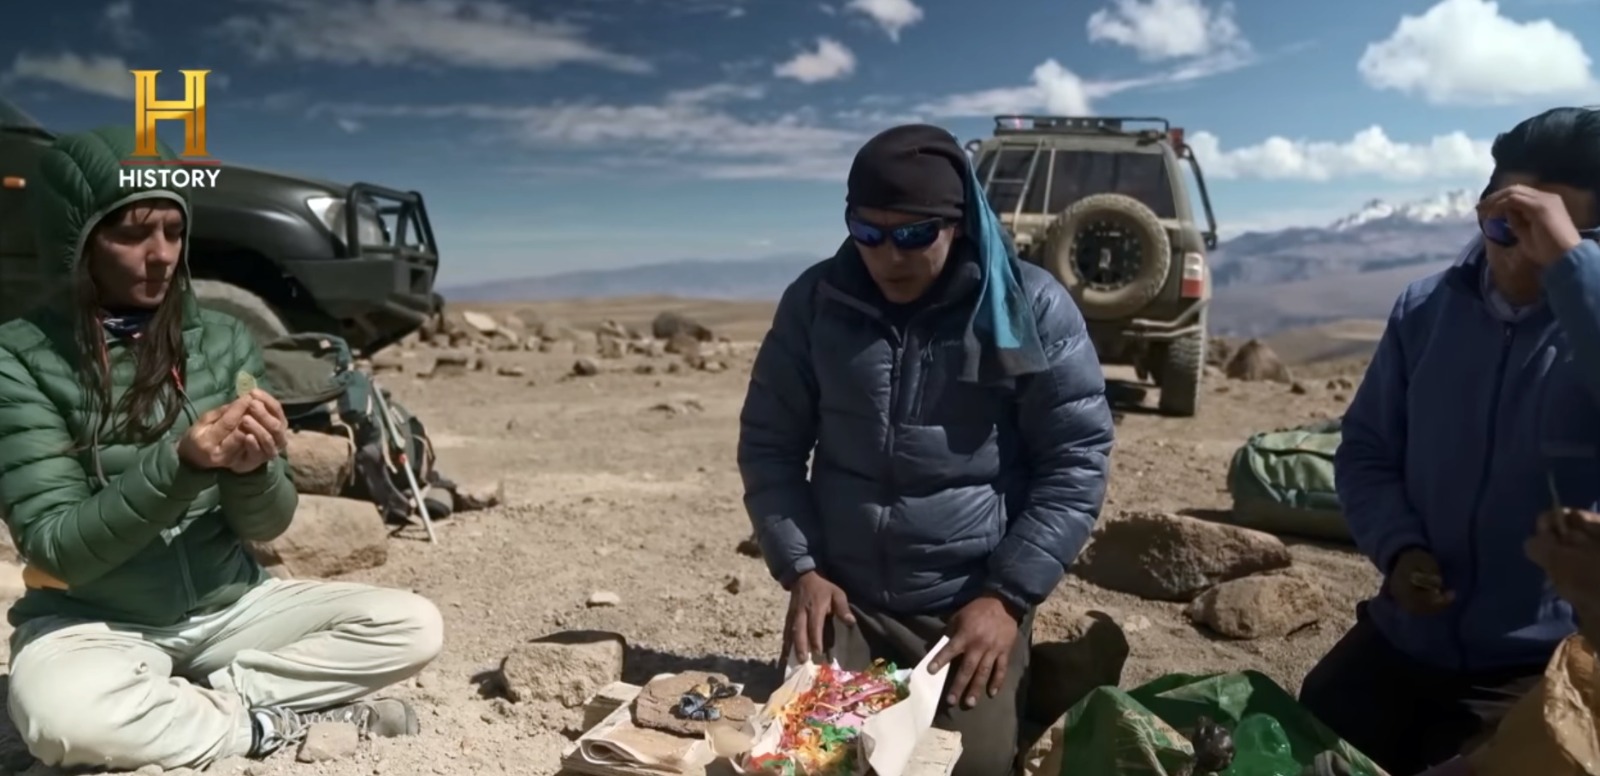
<box><xmin>1299</xmin><ymin>107</ymin><xmax>1600</xmax><ymax>776</ymax></box>
<box><xmin>736</xmin><ymin>124</ymin><xmax>1115</xmax><ymax>776</ymax></box>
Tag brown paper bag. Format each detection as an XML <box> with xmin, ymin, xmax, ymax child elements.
<box><xmin>1470</xmin><ymin>633</ymin><xmax>1600</xmax><ymax>776</ymax></box>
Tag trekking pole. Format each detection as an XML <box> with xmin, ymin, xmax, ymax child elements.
<box><xmin>370</xmin><ymin>384</ymin><xmax>438</xmax><ymax>543</ymax></box>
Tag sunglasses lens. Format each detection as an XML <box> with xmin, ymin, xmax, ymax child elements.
<box><xmin>891</xmin><ymin>220</ymin><xmax>942</xmax><ymax>249</ymax></box>
<box><xmin>1483</xmin><ymin>217</ymin><xmax>1518</xmax><ymax>246</ymax></box>
<box><xmin>847</xmin><ymin>218</ymin><xmax>885</xmax><ymax>246</ymax></box>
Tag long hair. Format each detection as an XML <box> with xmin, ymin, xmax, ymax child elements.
<box><xmin>71</xmin><ymin>205</ymin><xmax>188</xmax><ymax>447</ymax></box>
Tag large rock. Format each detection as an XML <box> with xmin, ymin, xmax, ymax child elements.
<box><xmin>246</xmin><ymin>495</ymin><xmax>388</xmax><ymax>578</ymax></box>
<box><xmin>500</xmin><ymin>630</ymin><xmax>626</xmax><ymax>708</ymax></box>
<box><xmin>1185</xmin><ymin>574</ymin><xmax>1326</xmax><ymax>639</ymax></box>
<box><xmin>1073</xmin><ymin>511</ymin><xmax>1292</xmax><ymax>601</ymax></box>
<box><xmin>1026</xmin><ymin>610</ymin><xmax>1130</xmax><ymax>726</ymax></box>
<box><xmin>286</xmin><ymin>431</ymin><xmax>353</xmax><ymax>497</ymax></box>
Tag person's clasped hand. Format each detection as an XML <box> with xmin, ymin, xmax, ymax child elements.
<box><xmin>927</xmin><ymin>592</ymin><xmax>1019</xmax><ymax>709</ymax></box>
<box><xmin>1388</xmin><ymin>548</ymin><xmax>1455</xmax><ymax>615</ymax></box>
<box><xmin>175</xmin><ymin>388</ymin><xmax>290</xmax><ymax>472</ymax></box>
<box><xmin>1527</xmin><ymin>508</ymin><xmax>1600</xmax><ymax>612</ymax></box>
<box><xmin>1476</xmin><ymin>184</ymin><xmax>1585</xmax><ymax>267</ymax></box>
<box><xmin>225</xmin><ymin>388</ymin><xmax>290</xmax><ymax>473</ymax></box>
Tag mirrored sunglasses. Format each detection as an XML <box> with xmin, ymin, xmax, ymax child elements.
<box><xmin>846</xmin><ymin>212</ymin><xmax>949</xmax><ymax>250</ymax></box>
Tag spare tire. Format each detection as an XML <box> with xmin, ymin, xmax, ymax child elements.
<box><xmin>1040</xmin><ymin>193</ymin><xmax>1171</xmax><ymax>320</ymax></box>
<box><xmin>191</xmin><ymin>279</ymin><xmax>290</xmax><ymax>345</ymax></box>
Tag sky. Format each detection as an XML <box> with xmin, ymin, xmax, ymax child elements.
<box><xmin>2</xmin><ymin>0</ymin><xmax>1599</xmax><ymax>284</ymax></box>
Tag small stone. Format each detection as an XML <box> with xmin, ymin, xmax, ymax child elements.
<box><xmin>735</xmin><ymin>534</ymin><xmax>762</xmax><ymax>558</ymax></box>
<box><xmin>572</xmin><ymin>358</ymin><xmax>600</xmax><ymax>377</ymax></box>
<box><xmin>724</xmin><ymin>575</ymin><xmax>742</xmax><ymax>594</ymax></box>
<box><xmin>296</xmin><ymin>721</ymin><xmax>359</xmax><ymax>762</ymax></box>
<box><xmin>587</xmin><ymin>590</ymin><xmax>621</xmax><ymax>607</ymax></box>
<box><xmin>496</xmin><ymin>365</ymin><xmax>526</xmax><ymax>377</ymax></box>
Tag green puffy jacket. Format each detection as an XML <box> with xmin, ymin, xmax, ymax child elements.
<box><xmin>0</xmin><ymin>125</ymin><xmax>297</xmax><ymax>628</ymax></box>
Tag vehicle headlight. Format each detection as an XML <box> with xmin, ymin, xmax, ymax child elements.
<box><xmin>305</xmin><ymin>196</ymin><xmax>387</xmax><ymax>248</ymax></box>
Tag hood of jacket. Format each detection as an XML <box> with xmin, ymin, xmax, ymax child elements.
<box><xmin>28</xmin><ymin>125</ymin><xmax>197</xmax><ymax>316</ymax></box>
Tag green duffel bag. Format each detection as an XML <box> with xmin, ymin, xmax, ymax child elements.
<box><xmin>1225</xmin><ymin>419</ymin><xmax>1348</xmax><ymax>543</ymax></box>
<box><xmin>1054</xmin><ymin>671</ymin><xmax>1386</xmax><ymax>776</ymax></box>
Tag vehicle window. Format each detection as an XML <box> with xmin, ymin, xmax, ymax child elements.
<box><xmin>1046</xmin><ymin>150</ymin><xmax>1176</xmax><ymax>218</ymax></box>
<box><xmin>975</xmin><ymin>147</ymin><xmax>1041</xmax><ymax>214</ymax></box>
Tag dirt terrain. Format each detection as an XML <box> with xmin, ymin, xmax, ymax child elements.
<box><xmin>0</xmin><ymin>298</ymin><xmax>1383</xmax><ymax>776</ymax></box>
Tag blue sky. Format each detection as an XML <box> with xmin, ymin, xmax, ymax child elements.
<box><xmin>2</xmin><ymin>0</ymin><xmax>1598</xmax><ymax>284</ymax></box>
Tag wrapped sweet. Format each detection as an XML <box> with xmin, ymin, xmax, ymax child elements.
<box><xmin>746</xmin><ymin>660</ymin><xmax>910</xmax><ymax>776</ymax></box>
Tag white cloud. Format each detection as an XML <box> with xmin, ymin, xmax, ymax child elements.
<box><xmin>1186</xmin><ymin>126</ymin><xmax>1493</xmax><ymax>181</ymax></box>
<box><xmin>2</xmin><ymin>52</ymin><xmax>135</xmax><ymax>99</ymax></box>
<box><xmin>919</xmin><ymin>60</ymin><xmax>1101</xmax><ymax>116</ymax></box>
<box><xmin>845</xmin><ymin>0</ymin><xmax>924</xmax><ymax>41</ymax></box>
<box><xmin>1087</xmin><ymin>0</ymin><xmax>1247</xmax><ymax>61</ymax></box>
<box><xmin>316</xmin><ymin>84</ymin><xmax>869</xmax><ymax>181</ymax></box>
<box><xmin>774</xmin><ymin>38</ymin><xmax>857</xmax><ymax>83</ymax></box>
<box><xmin>918</xmin><ymin>51</ymin><xmax>1254</xmax><ymax>117</ymax></box>
<box><xmin>98</xmin><ymin>0</ymin><xmax>149</xmax><ymax>49</ymax></box>
<box><xmin>1358</xmin><ymin>0</ymin><xmax>1599</xmax><ymax>105</ymax></box>
<box><xmin>220</xmin><ymin>0</ymin><xmax>652</xmax><ymax>73</ymax></box>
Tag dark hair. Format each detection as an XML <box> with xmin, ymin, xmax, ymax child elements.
<box><xmin>1488</xmin><ymin>107</ymin><xmax>1600</xmax><ymax>216</ymax></box>
<box><xmin>72</xmin><ymin>204</ymin><xmax>188</xmax><ymax>446</ymax></box>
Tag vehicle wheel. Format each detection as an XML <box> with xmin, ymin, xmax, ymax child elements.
<box><xmin>1157</xmin><ymin>317</ymin><xmax>1206</xmax><ymax>417</ymax></box>
<box><xmin>1041</xmin><ymin>193</ymin><xmax>1172</xmax><ymax>321</ymax></box>
<box><xmin>190</xmin><ymin>279</ymin><xmax>290</xmax><ymax>344</ymax></box>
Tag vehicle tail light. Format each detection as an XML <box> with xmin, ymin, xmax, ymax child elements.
<box><xmin>1179</xmin><ymin>252</ymin><xmax>1206</xmax><ymax>298</ymax></box>
<box><xmin>1169</xmin><ymin>127</ymin><xmax>1185</xmax><ymax>149</ymax></box>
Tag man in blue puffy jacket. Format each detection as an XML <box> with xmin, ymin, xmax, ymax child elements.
<box><xmin>1300</xmin><ymin>107</ymin><xmax>1600</xmax><ymax>776</ymax></box>
<box><xmin>736</xmin><ymin>124</ymin><xmax>1115</xmax><ymax>776</ymax></box>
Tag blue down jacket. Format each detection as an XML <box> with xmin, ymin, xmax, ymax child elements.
<box><xmin>1338</xmin><ymin>238</ymin><xmax>1600</xmax><ymax>671</ymax></box>
<box><xmin>736</xmin><ymin>243</ymin><xmax>1115</xmax><ymax>615</ymax></box>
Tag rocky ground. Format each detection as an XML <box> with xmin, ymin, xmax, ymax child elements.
<box><xmin>0</xmin><ymin>301</ymin><xmax>1382</xmax><ymax>776</ymax></box>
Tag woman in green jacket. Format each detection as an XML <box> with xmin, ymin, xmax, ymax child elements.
<box><xmin>0</xmin><ymin>127</ymin><xmax>444</xmax><ymax>770</ymax></box>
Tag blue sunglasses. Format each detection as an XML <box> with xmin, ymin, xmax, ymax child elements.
<box><xmin>1482</xmin><ymin>216</ymin><xmax>1518</xmax><ymax>247</ymax></box>
<box><xmin>846</xmin><ymin>212</ymin><xmax>952</xmax><ymax>250</ymax></box>
<box><xmin>1483</xmin><ymin>217</ymin><xmax>1600</xmax><ymax>247</ymax></box>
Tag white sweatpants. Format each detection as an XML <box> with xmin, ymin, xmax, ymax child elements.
<box><xmin>6</xmin><ymin>578</ymin><xmax>444</xmax><ymax>771</ymax></box>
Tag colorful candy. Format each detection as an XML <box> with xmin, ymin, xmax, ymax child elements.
<box><xmin>747</xmin><ymin>661</ymin><xmax>908</xmax><ymax>776</ymax></box>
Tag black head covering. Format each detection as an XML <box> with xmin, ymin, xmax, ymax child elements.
<box><xmin>846</xmin><ymin>124</ymin><xmax>967</xmax><ymax>219</ymax></box>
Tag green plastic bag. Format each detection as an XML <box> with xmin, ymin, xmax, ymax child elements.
<box><xmin>1056</xmin><ymin>671</ymin><xmax>1385</xmax><ymax>776</ymax></box>
<box><xmin>1225</xmin><ymin>420</ymin><xmax>1349</xmax><ymax>543</ymax></box>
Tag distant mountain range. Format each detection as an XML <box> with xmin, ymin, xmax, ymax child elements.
<box><xmin>443</xmin><ymin>190</ymin><xmax>1481</xmax><ymax>336</ymax></box>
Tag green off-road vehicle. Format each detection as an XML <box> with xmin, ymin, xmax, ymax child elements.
<box><xmin>966</xmin><ymin>115</ymin><xmax>1219</xmax><ymax>417</ymax></box>
<box><xmin>0</xmin><ymin>96</ymin><xmax>441</xmax><ymax>354</ymax></box>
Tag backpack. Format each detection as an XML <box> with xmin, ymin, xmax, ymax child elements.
<box><xmin>260</xmin><ymin>333</ymin><xmax>453</xmax><ymax>524</ymax></box>
<box><xmin>1224</xmin><ymin>418</ymin><xmax>1349</xmax><ymax>543</ymax></box>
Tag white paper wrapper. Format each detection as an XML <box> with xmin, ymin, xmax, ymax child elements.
<box><xmin>709</xmin><ymin>636</ymin><xmax>950</xmax><ymax>776</ymax></box>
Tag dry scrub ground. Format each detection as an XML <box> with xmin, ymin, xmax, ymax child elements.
<box><xmin>0</xmin><ymin>301</ymin><xmax>1383</xmax><ymax>776</ymax></box>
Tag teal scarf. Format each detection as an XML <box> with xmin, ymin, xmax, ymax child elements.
<box><xmin>957</xmin><ymin>162</ymin><xmax>1049</xmax><ymax>383</ymax></box>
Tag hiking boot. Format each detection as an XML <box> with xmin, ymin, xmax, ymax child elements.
<box><xmin>249</xmin><ymin>697</ymin><xmax>419</xmax><ymax>756</ymax></box>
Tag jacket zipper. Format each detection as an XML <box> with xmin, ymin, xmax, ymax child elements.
<box><xmin>880</xmin><ymin>323</ymin><xmax>906</xmax><ymax>605</ymax></box>
<box><xmin>172</xmin><ymin>375</ymin><xmax>199</xmax><ymax>611</ymax></box>
<box><xmin>1454</xmin><ymin>323</ymin><xmax>1515</xmax><ymax>670</ymax></box>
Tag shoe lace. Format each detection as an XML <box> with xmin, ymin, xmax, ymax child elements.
<box><xmin>302</xmin><ymin>703</ymin><xmax>374</xmax><ymax>734</ymax></box>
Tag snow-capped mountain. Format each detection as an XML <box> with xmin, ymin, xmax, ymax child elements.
<box><xmin>1209</xmin><ymin>190</ymin><xmax>1478</xmax><ymax>290</ymax></box>
<box><xmin>1208</xmin><ymin>190</ymin><xmax>1484</xmax><ymax>335</ymax></box>
<box><xmin>1327</xmin><ymin>189</ymin><xmax>1477</xmax><ymax>231</ymax></box>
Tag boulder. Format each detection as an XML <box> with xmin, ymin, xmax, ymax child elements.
<box><xmin>1224</xmin><ymin>339</ymin><xmax>1293</xmax><ymax>383</ymax></box>
<box><xmin>1185</xmin><ymin>574</ymin><xmax>1327</xmax><ymax>639</ymax></box>
<box><xmin>1026</xmin><ymin>610</ymin><xmax>1130</xmax><ymax>726</ymax></box>
<box><xmin>500</xmin><ymin>630</ymin><xmax>626</xmax><ymax>707</ymax></box>
<box><xmin>1073</xmin><ymin>511</ymin><xmax>1293</xmax><ymax>601</ymax></box>
<box><xmin>246</xmin><ymin>495</ymin><xmax>388</xmax><ymax>578</ymax></box>
<box><xmin>286</xmin><ymin>431</ymin><xmax>353</xmax><ymax>497</ymax></box>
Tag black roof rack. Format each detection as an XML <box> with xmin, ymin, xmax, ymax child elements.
<box><xmin>992</xmin><ymin>115</ymin><xmax>1171</xmax><ymax>135</ymax></box>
